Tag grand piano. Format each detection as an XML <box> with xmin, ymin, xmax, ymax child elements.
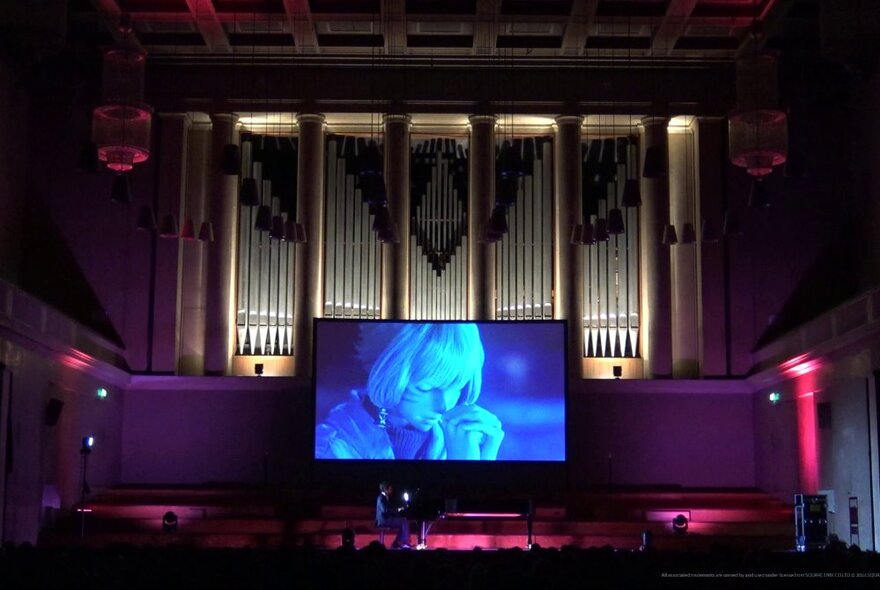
<box><xmin>401</xmin><ymin>494</ymin><xmax>534</xmax><ymax>549</ymax></box>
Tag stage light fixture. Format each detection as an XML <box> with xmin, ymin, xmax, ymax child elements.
<box><xmin>162</xmin><ymin>511</ymin><xmax>178</xmax><ymax>533</ymax></box>
<box><xmin>82</xmin><ymin>436</ymin><xmax>95</xmax><ymax>453</ymax></box>
<box><xmin>612</xmin><ymin>365</ymin><xmax>622</xmax><ymax>379</ymax></box>
<box><xmin>96</xmin><ymin>387</ymin><xmax>108</xmax><ymax>400</ymax></box>
<box><xmin>769</xmin><ymin>392</ymin><xmax>781</xmax><ymax>404</ymax></box>
<box><xmin>672</xmin><ymin>514</ymin><xmax>688</xmax><ymax>534</ymax></box>
<box><xmin>254</xmin><ymin>363</ymin><xmax>264</xmax><ymax>377</ymax></box>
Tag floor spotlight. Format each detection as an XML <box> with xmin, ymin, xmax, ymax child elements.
<box><xmin>162</xmin><ymin>511</ymin><xmax>178</xmax><ymax>533</ymax></box>
<box><xmin>672</xmin><ymin>514</ymin><xmax>689</xmax><ymax>534</ymax></box>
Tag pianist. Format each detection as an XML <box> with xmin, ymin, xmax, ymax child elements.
<box><xmin>315</xmin><ymin>323</ymin><xmax>504</xmax><ymax>460</ymax></box>
<box><xmin>376</xmin><ymin>481</ymin><xmax>410</xmax><ymax>549</ymax></box>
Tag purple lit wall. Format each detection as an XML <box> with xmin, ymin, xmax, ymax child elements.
<box><xmin>120</xmin><ymin>376</ymin><xmax>756</xmax><ymax>489</ymax></box>
<box><xmin>121</xmin><ymin>377</ymin><xmax>311</xmax><ymax>486</ymax></box>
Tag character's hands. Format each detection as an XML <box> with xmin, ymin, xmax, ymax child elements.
<box><xmin>441</xmin><ymin>404</ymin><xmax>504</xmax><ymax>460</ymax></box>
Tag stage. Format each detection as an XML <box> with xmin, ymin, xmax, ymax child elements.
<box><xmin>39</xmin><ymin>486</ymin><xmax>794</xmax><ymax>552</ymax></box>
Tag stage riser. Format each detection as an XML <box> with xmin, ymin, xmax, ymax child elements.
<box><xmin>40</xmin><ymin>488</ymin><xmax>795</xmax><ymax>551</ymax></box>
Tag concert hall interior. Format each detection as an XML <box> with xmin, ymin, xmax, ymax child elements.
<box><xmin>1</xmin><ymin>0</ymin><xmax>880</xmax><ymax>563</ymax></box>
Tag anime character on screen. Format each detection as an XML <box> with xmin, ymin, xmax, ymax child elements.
<box><xmin>315</xmin><ymin>323</ymin><xmax>504</xmax><ymax>460</ymax></box>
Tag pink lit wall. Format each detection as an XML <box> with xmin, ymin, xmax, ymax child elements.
<box><xmin>0</xmin><ymin>337</ymin><xmax>125</xmax><ymax>544</ymax></box>
<box><xmin>753</xmin><ymin>350</ymin><xmax>877</xmax><ymax>550</ymax></box>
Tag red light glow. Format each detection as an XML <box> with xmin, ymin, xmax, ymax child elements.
<box><xmin>780</xmin><ymin>354</ymin><xmax>822</xmax><ymax>378</ymax></box>
<box><xmin>796</xmin><ymin>390</ymin><xmax>819</xmax><ymax>492</ymax></box>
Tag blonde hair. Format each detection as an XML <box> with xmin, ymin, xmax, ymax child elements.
<box><xmin>366</xmin><ymin>324</ymin><xmax>484</xmax><ymax>409</ymax></box>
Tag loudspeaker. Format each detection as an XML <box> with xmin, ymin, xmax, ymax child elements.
<box><xmin>817</xmin><ymin>402</ymin><xmax>832</xmax><ymax>429</ymax></box>
<box><xmin>795</xmin><ymin>494</ymin><xmax>828</xmax><ymax>551</ymax></box>
<box><xmin>612</xmin><ymin>365</ymin><xmax>623</xmax><ymax>378</ymax></box>
<box><xmin>45</xmin><ymin>398</ymin><xmax>64</xmax><ymax>427</ymax></box>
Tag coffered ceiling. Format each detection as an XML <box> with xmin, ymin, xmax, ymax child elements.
<box><xmin>63</xmin><ymin>0</ymin><xmax>817</xmax><ymax>64</ymax></box>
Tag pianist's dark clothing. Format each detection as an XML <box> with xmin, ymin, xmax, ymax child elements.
<box><xmin>376</xmin><ymin>492</ymin><xmax>410</xmax><ymax>547</ymax></box>
<box><xmin>315</xmin><ymin>390</ymin><xmax>445</xmax><ymax>459</ymax></box>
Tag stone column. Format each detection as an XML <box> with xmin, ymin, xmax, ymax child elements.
<box><xmin>178</xmin><ymin>120</ymin><xmax>210</xmax><ymax>375</ymax></box>
<box><xmin>668</xmin><ymin>121</ymin><xmax>700</xmax><ymax>377</ymax></box>
<box><xmin>467</xmin><ymin>115</ymin><xmax>496</xmax><ymax>320</ymax></box>
<box><xmin>152</xmin><ymin>113</ymin><xmax>190</xmax><ymax>373</ymax></box>
<box><xmin>554</xmin><ymin>115</ymin><xmax>585</xmax><ymax>377</ymax></box>
<box><xmin>639</xmin><ymin>116</ymin><xmax>673</xmax><ymax>378</ymax></box>
<box><xmin>694</xmin><ymin>117</ymin><xmax>727</xmax><ymax>377</ymax></box>
<box><xmin>381</xmin><ymin>114</ymin><xmax>411</xmax><ymax>319</ymax></box>
<box><xmin>203</xmin><ymin>113</ymin><xmax>239</xmax><ymax>375</ymax></box>
<box><xmin>293</xmin><ymin>113</ymin><xmax>326</xmax><ymax>377</ymax></box>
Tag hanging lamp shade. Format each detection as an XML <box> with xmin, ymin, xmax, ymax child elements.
<box><xmin>136</xmin><ymin>205</ymin><xmax>157</xmax><ymax>231</ymax></box>
<box><xmin>220</xmin><ymin>143</ymin><xmax>241</xmax><ymax>175</ymax></box>
<box><xmin>594</xmin><ymin>218</ymin><xmax>609</xmax><ymax>242</ymax></box>
<box><xmin>488</xmin><ymin>205</ymin><xmax>509</xmax><ymax>235</ymax></box>
<box><xmin>701</xmin><ymin>218</ymin><xmax>720</xmax><ymax>243</ymax></box>
<box><xmin>292</xmin><ymin>222</ymin><xmax>307</xmax><ymax>243</ymax></box>
<box><xmin>198</xmin><ymin>221</ymin><xmax>214</xmax><ymax>242</ymax></box>
<box><xmin>582</xmin><ymin>222</ymin><xmax>596</xmax><ymax>245</ymax></box>
<box><xmin>642</xmin><ymin>145</ymin><xmax>666</xmax><ymax>178</ymax></box>
<box><xmin>377</xmin><ymin>225</ymin><xmax>400</xmax><ymax>244</ymax></box>
<box><xmin>92</xmin><ymin>47</ymin><xmax>153</xmax><ymax>172</ymax></box>
<box><xmin>254</xmin><ymin>205</ymin><xmax>272</xmax><ymax>231</ymax></box>
<box><xmin>497</xmin><ymin>141</ymin><xmax>525</xmax><ymax>179</ymax></box>
<box><xmin>358</xmin><ymin>141</ymin><xmax>383</xmax><ymax>176</ymax></box>
<box><xmin>372</xmin><ymin>205</ymin><xmax>392</xmax><ymax>232</ymax></box>
<box><xmin>680</xmin><ymin>222</ymin><xmax>697</xmax><ymax>244</ymax></box>
<box><xmin>661</xmin><ymin>223</ymin><xmax>678</xmax><ymax>245</ymax></box>
<box><xmin>728</xmin><ymin>55</ymin><xmax>787</xmax><ymax>178</ymax></box>
<box><xmin>360</xmin><ymin>174</ymin><xmax>388</xmax><ymax>206</ymax></box>
<box><xmin>110</xmin><ymin>173</ymin><xmax>131</xmax><ymax>204</ymax></box>
<box><xmin>483</xmin><ymin>225</ymin><xmax>503</xmax><ymax>243</ymax></box>
<box><xmin>608</xmin><ymin>208</ymin><xmax>625</xmax><ymax>235</ymax></box>
<box><xmin>179</xmin><ymin>217</ymin><xmax>196</xmax><ymax>240</ymax></box>
<box><xmin>748</xmin><ymin>178</ymin><xmax>771</xmax><ymax>208</ymax></box>
<box><xmin>722</xmin><ymin>210</ymin><xmax>743</xmax><ymax>237</ymax></box>
<box><xmin>621</xmin><ymin>178</ymin><xmax>642</xmax><ymax>207</ymax></box>
<box><xmin>240</xmin><ymin>177</ymin><xmax>260</xmax><ymax>206</ymax></box>
<box><xmin>269</xmin><ymin>215</ymin><xmax>285</xmax><ymax>240</ymax></box>
<box><xmin>283</xmin><ymin>217</ymin><xmax>295</xmax><ymax>242</ymax></box>
<box><xmin>159</xmin><ymin>214</ymin><xmax>178</xmax><ymax>238</ymax></box>
<box><xmin>496</xmin><ymin>175</ymin><xmax>519</xmax><ymax>207</ymax></box>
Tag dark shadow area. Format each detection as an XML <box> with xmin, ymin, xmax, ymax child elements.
<box><xmin>754</xmin><ymin>234</ymin><xmax>864</xmax><ymax>350</ymax></box>
<box><xmin>18</xmin><ymin>199</ymin><xmax>124</xmax><ymax>348</ymax></box>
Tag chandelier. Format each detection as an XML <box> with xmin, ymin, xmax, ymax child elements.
<box><xmin>91</xmin><ymin>19</ymin><xmax>153</xmax><ymax>172</ymax></box>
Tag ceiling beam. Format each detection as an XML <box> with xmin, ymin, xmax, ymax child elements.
<box><xmin>652</xmin><ymin>0</ymin><xmax>699</xmax><ymax>55</ymax></box>
<box><xmin>473</xmin><ymin>0</ymin><xmax>501</xmax><ymax>56</ymax></box>
<box><xmin>382</xmin><ymin>0</ymin><xmax>407</xmax><ymax>55</ymax></box>
<box><xmin>185</xmin><ymin>0</ymin><xmax>230</xmax><ymax>53</ymax></box>
<box><xmin>283</xmin><ymin>0</ymin><xmax>319</xmax><ymax>54</ymax></box>
<box><xmin>561</xmin><ymin>0</ymin><xmax>600</xmax><ymax>56</ymax></box>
